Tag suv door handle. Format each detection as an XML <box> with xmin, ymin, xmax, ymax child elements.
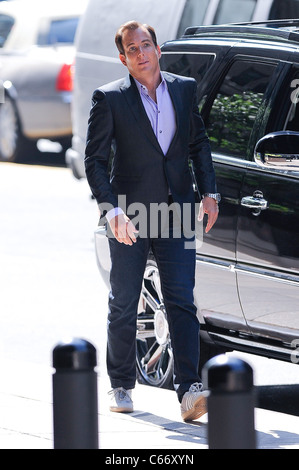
<box><xmin>241</xmin><ymin>190</ymin><xmax>268</xmax><ymax>216</ymax></box>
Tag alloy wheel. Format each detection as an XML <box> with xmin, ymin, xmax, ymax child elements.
<box><xmin>136</xmin><ymin>259</ymin><xmax>174</xmax><ymax>389</ymax></box>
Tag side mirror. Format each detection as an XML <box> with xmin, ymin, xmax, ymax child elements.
<box><xmin>254</xmin><ymin>131</ymin><xmax>299</xmax><ymax>170</ymax></box>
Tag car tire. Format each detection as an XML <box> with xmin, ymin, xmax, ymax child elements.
<box><xmin>136</xmin><ymin>255</ymin><xmax>223</xmax><ymax>390</ymax></box>
<box><xmin>0</xmin><ymin>95</ymin><xmax>37</xmax><ymax>162</ymax></box>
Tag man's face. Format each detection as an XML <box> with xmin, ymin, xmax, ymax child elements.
<box><xmin>119</xmin><ymin>26</ymin><xmax>161</xmax><ymax>79</ymax></box>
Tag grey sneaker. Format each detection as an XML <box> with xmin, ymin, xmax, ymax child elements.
<box><xmin>108</xmin><ymin>387</ymin><xmax>134</xmax><ymax>413</ymax></box>
<box><xmin>180</xmin><ymin>382</ymin><xmax>207</xmax><ymax>421</ymax></box>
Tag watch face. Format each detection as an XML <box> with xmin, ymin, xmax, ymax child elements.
<box><xmin>211</xmin><ymin>193</ymin><xmax>221</xmax><ymax>202</ymax></box>
<box><xmin>205</xmin><ymin>193</ymin><xmax>221</xmax><ymax>202</ymax></box>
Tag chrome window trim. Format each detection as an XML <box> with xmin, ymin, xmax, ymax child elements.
<box><xmin>161</xmin><ymin>51</ymin><xmax>217</xmax><ymax>58</ymax></box>
<box><xmin>234</xmin><ymin>264</ymin><xmax>299</xmax><ymax>286</ymax></box>
<box><xmin>196</xmin><ymin>256</ymin><xmax>299</xmax><ymax>286</ymax></box>
<box><xmin>212</xmin><ymin>153</ymin><xmax>299</xmax><ymax>179</ymax></box>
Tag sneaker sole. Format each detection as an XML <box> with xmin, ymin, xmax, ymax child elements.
<box><xmin>181</xmin><ymin>394</ymin><xmax>207</xmax><ymax>421</ymax></box>
<box><xmin>109</xmin><ymin>406</ymin><xmax>134</xmax><ymax>413</ymax></box>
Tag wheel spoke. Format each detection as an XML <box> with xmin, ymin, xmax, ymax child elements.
<box><xmin>136</xmin><ymin>260</ymin><xmax>174</xmax><ymax>388</ymax></box>
<box><xmin>144</xmin><ymin>343</ymin><xmax>163</xmax><ymax>373</ymax></box>
<box><xmin>141</xmin><ymin>265</ymin><xmax>163</xmax><ymax>311</ymax></box>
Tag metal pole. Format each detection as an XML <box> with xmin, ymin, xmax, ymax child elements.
<box><xmin>203</xmin><ymin>354</ymin><xmax>256</xmax><ymax>449</ymax></box>
<box><xmin>52</xmin><ymin>338</ymin><xmax>98</xmax><ymax>449</ymax></box>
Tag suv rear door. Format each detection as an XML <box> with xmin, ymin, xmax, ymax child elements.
<box><xmin>237</xmin><ymin>62</ymin><xmax>299</xmax><ymax>350</ymax></box>
<box><xmin>199</xmin><ymin>51</ymin><xmax>285</xmax><ymax>339</ymax></box>
<box><xmin>161</xmin><ymin>42</ymin><xmax>250</xmax><ymax>336</ymax></box>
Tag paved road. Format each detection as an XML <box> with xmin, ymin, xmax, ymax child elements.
<box><xmin>1</xmin><ymin>159</ymin><xmax>299</xmax><ymax>424</ymax></box>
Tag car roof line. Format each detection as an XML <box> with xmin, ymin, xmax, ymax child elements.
<box><xmin>183</xmin><ymin>22</ymin><xmax>299</xmax><ymax>46</ymax></box>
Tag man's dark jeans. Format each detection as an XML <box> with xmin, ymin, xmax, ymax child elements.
<box><xmin>107</xmin><ymin>208</ymin><xmax>200</xmax><ymax>401</ymax></box>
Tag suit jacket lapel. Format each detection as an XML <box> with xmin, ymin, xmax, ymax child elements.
<box><xmin>120</xmin><ymin>75</ymin><xmax>163</xmax><ymax>154</ymax></box>
<box><xmin>162</xmin><ymin>72</ymin><xmax>183</xmax><ymax>143</ymax></box>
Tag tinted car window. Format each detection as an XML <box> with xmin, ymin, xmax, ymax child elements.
<box><xmin>177</xmin><ymin>0</ymin><xmax>210</xmax><ymax>37</ymax></box>
<box><xmin>161</xmin><ymin>52</ymin><xmax>215</xmax><ymax>85</ymax></box>
<box><xmin>207</xmin><ymin>60</ymin><xmax>277</xmax><ymax>158</ymax></box>
<box><xmin>0</xmin><ymin>14</ymin><xmax>14</xmax><ymax>48</ymax></box>
<box><xmin>37</xmin><ymin>17</ymin><xmax>79</xmax><ymax>45</ymax></box>
<box><xmin>285</xmin><ymin>73</ymin><xmax>299</xmax><ymax>132</ymax></box>
<box><xmin>269</xmin><ymin>0</ymin><xmax>299</xmax><ymax>19</ymax></box>
<box><xmin>213</xmin><ymin>0</ymin><xmax>257</xmax><ymax>24</ymax></box>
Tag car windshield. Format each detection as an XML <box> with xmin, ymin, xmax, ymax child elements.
<box><xmin>37</xmin><ymin>17</ymin><xmax>79</xmax><ymax>45</ymax></box>
<box><xmin>0</xmin><ymin>14</ymin><xmax>14</xmax><ymax>48</ymax></box>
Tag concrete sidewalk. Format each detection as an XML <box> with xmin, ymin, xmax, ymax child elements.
<box><xmin>0</xmin><ymin>359</ymin><xmax>299</xmax><ymax>449</ymax></box>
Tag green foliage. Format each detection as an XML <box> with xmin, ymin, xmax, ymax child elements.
<box><xmin>208</xmin><ymin>91</ymin><xmax>264</xmax><ymax>157</ymax></box>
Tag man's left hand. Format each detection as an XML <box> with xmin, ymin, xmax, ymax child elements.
<box><xmin>198</xmin><ymin>197</ymin><xmax>219</xmax><ymax>233</ymax></box>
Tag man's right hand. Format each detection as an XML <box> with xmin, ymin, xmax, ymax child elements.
<box><xmin>109</xmin><ymin>213</ymin><xmax>139</xmax><ymax>245</ymax></box>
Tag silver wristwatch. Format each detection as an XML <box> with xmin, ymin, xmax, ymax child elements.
<box><xmin>203</xmin><ymin>193</ymin><xmax>221</xmax><ymax>203</ymax></box>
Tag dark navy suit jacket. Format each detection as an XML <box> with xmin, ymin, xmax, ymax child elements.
<box><xmin>85</xmin><ymin>72</ymin><xmax>216</xmax><ymax>231</ymax></box>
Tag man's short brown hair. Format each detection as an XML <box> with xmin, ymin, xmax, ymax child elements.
<box><xmin>115</xmin><ymin>20</ymin><xmax>158</xmax><ymax>55</ymax></box>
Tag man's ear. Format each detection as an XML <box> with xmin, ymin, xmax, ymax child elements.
<box><xmin>157</xmin><ymin>45</ymin><xmax>162</xmax><ymax>59</ymax></box>
<box><xmin>119</xmin><ymin>53</ymin><xmax>127</xmax><ymax>66</ymax></box>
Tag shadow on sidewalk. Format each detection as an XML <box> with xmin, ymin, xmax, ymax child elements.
<box><xmin>130</xmin><ymin>409</ymin><xmax>208</xmax><ymax>446</ymax></box>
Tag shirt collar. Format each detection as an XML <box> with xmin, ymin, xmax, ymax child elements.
<box><xmin>134</xmin><ymin>73</ymin><xmax>166</xmax><ymax>96</ymax></box>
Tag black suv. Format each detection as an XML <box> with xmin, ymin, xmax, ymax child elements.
<box><xmin>95</xmin><ymin>21</ymin><xmax>299</xmax><ymax>389</ymax></box>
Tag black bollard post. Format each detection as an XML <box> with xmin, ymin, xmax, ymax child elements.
<box><xmin>52</xmin><ymin>338</ymin><xmax>98</xmax><ymax>449</ymax></box>
<box><xmin>203</xmin><ymin>354</ymin><xmax>256</xmax><ymax>449</ymax></box>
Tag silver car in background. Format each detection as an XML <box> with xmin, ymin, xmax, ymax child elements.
<box><xmin>0</xmin><ymin>0</ymin><xmax>88</xmax><ymax>162</ymax></box>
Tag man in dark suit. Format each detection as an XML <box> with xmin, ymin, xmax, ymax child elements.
<box><xmin>85</xmin><ymin>21</ymin><xmax>220</xmax><ymax>421</ymax></box>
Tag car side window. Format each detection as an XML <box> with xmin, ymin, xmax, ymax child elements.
<box><xmin>161</xmin><ymin>52</ymin><xmax>215</xmax><ymax>79</ymax></box>
<box><xmin>212</xmin><ymin>0</ymin><xmax>257</xmax><ymax>24</ymax></box>
<box><xmin>38</xmin><ymin>18</ymin><xmax>79</xmax><ymax>45</ymax></box>
<box><xmin>284</xmin><ymin>73</ymin><xmax>299</xmax><ymax>132</ymax></box>
<box><xmin>269</xmin><ymin>0</ymin><xmax>299</xmax><ymax>19</ymax></box>
<box><xmin>161</xmin><ymin>52</ymin><xmax>215</xmax><ymax>103</ymax></box>
<box><xmin>207</xmin><ymin>60</ymin><xmax>277</xmax><ymax>159</ymax></box>
<box><xmin>176</xmin><ymin>0</ymin><xmax>210</xmax><ymax>38</ymax></box>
